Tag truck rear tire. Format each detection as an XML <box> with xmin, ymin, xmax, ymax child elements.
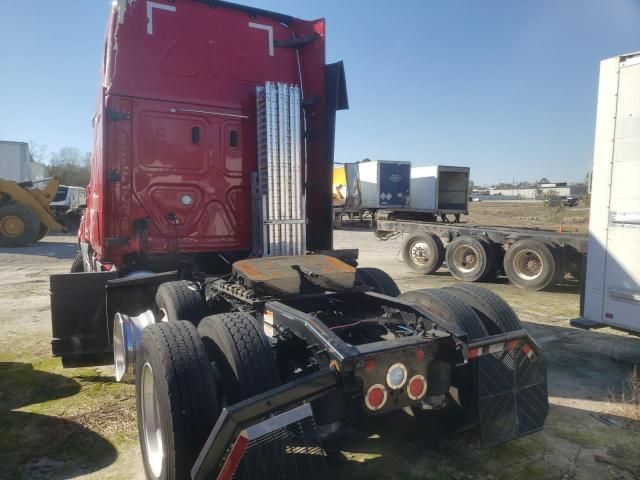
<box><xmin>503</xmin><ymin>239</ymin><xmax>559</xmax><ymax>290</ymax></box>
<box><xmin>443</xmin><ymin>284</ymin><xmax>522</xmax><ymax>334</ymax></box>
<box><xmin>400</xmin><ymin>288</ymin><xmax>487</xmax><ymax>432</ymax></box>
<box><xmin>155</xmin><ymin>280</ymin><xmax>207</xmax><ymax>324</ymax></box>
<box><xmin>0</xmin><ymin>203</ymin><xmax>40</xmax><ymax>247</ymax></box>
<box><xmin>356</xmin><ymin>267</ymin><xmax>401</xmax><ymax>297</ymax></box>
<box><xmin>136</xmin><ymin>321</ymin><xmax>218</xmax><ymax>480</ymax></box>
<box><xmin>399</xmin><ymin>288</ymin><xmax>488</xmax><ymax>340</ymax></box>
<box><xmin>70</xmin><ymin>253</ymin><xmax>84</xmax><ymax>273</ymax></box>
<box><xmin>402</xmin><ymin>233</ymin><xmax>445</xmax><ymax>274</ymax></box>
<box><xmin>197</xmin><ymin>312</ymin><xmax>280</xmax><ymax>404</ymax></box>
<box><xmin>445</xmin><ymin>236</ymin><xmax>496</xmax><ymax>283</ymax></box>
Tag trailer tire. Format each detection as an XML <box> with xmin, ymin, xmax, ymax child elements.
<box><xmin>356</xmin><ymin>267</ymin><xmax>400</xmax><ymax>297</ymax></box>
<box><xmin>198</xmin><ymin>312</ymin><xmax>280</xmax><ymax>404</ymax></box>
<box><xmin>503</xmin><ymin>239</ymin><xmax>559</xmax><ymax>290</ymax></box>
<box><xmin>70</xmin><ymin>253</ymin><xmax>84</xmax><ymax>273</ymax></box>
<box><xmin>444</xmin><ymin>284</ymin><xmax>522</xmax><ymax>334</ymax></box>
<box><xmin>445</xmin><ymin>236</ymin><xmax>496</xmax><ymax>283</ymax></box>
<box><xmin>0</xmin><ymin>203</ymin><xmax>40</xmax><ymax>247</ymax></box>
<box><xmin>402</xmin><ymin>233</ymin><xmax>445</xmax><ymax>274</ymax></box>
<box><xmin>155</xmin><ymin>281</ymin><xmax>206</xmax><ymax>325</ymax></box>
<box><xmin>136</xmin><ymin>321</ymin><xmax>218</xmax><ymax>480</ymax></box>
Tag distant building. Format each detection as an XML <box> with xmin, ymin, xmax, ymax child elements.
<box><xmin>538</xmin><ymin>182</ymin><xmax>567</xmax><ymax>188</ymax></box>
<box><xmin>489</xmin><ymin>184</ymin><xmax>587</xmax><ymax>199</ymax></box>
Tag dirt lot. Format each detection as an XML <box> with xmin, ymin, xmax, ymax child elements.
<box><xmin>1</xmin><ymin>228</ymin><xmax>639</xmax><ymax>480</ymax></box>
<box><xmin>467</xmin><ymin>201</ymin><xmax>590</xmax><ymax>234</ymax></box>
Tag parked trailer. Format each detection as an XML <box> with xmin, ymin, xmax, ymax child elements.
<box><xmin>49</xmin><ymin>2</ymin><xmax>548</xmax><ymax>479</ymax></box>
<box><xmin>572</xmin><ymin>52</ymin><xmax>640</xmax><ymax>335</ymax></box>
<box><xmin>335</xmin><ymin>163</ymin><xmax>470</xmax><ymax>224</ymax></box>
<box><xmin>376</xmin><ymin>217</ymin><xmax>587</xmax><ymax>290</ymax></box>
<box><xmin>0</xmin><ymin>141</ymin><xmax>34</xmax><ymax>183</ymax></box>
<box><xmin>409</xmin><ymin>165</ymin><xmax>470</xmax><ymax>215</ymax></box>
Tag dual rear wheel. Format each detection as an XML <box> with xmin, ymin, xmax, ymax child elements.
<box><xmin>399</xmin><ymin>284</ymin><xmax>523</xmax><ymax>433</ymax></box>
<box><xmin>135</xmin><ymin>269</ymin><xmax>401</xmax><ymax>479</ymax></box>
<box><xmin>136</xmin><ymin>311</ymin><xmax>281</xmax><ymax>480</ymax></box>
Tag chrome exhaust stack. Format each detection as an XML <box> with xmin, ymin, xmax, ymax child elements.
<box><xmin>113</xmin><ymin>310</ymin><xmax>156</xmax><ymax>382</ymax></box>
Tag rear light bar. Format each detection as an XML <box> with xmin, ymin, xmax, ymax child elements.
<box><xmin>468</xmin><ymin>338</ymin><xmax>536</xmax><ymax>360</ymax></box>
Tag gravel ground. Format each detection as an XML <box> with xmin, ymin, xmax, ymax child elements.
<box><xmin>1</xmin><ymin>231</ymin><xmax>639</xmax><ymax>479</ymax></box>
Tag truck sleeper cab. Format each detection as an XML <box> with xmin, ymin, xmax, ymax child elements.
<box><xmin>49</xmin><ymin>2</ymin><xmax>548</xmax><ymax>479</ymax></box>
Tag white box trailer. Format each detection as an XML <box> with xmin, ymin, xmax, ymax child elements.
<box><xmin>0</xmin><ymin>141</ymin><xmax>32</xmax><ymax>182</ymax></box>
<box><xmin>573</xmin><ymin>52</ymin><xmax>640</xmax><ymax>334</ymax></box>
<box><xmin>410</xmin><ymin>165</ymin><xmax>469</xmax><ymax>214</ymax></box>
<box><xmin>357</xmin><ymin>160</ymin><xmax>411</xmax><ymax>209</ymax></box>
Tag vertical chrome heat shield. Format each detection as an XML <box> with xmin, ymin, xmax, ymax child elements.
<box><xmin>255</xmin><ymin>82</ymin><xmax>306</xmax><ymax>256</ymax></box>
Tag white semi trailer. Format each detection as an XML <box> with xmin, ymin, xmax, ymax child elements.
<box><xmin>0</xmin><ymin>141</ymin><xmax>40</xmax><ymax>182</ymax></box>
<box><xmin>573</xmin><ymin>52</ymin><xmax>640</xmax><ymax>335</ymax></box>
<box><xmin>336</xmin><ymin>161</ymin><xmax>470</xmax><ymax>221</ymax></box>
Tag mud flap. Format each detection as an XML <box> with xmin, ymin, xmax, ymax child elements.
<box><xmin>477</xmin><ymin>347</ymin><xmax>549</xmax><ymax>446</ymax></box>
<box><xmin>50</xmin><ymin>272</ymin><xmax>118</xmax><ymax>366</ymax></box>
<box><xmin>216</xmin><ymin>403</ymin><xmax>327</xmax><ymax>480</ymax></box>
<box><xmin>192</xmin><ymin>369</ymin><xmax>337</xmax><ymax>480</ymax></box>
<box><xmin>50</xmin><ymin>270</ymin><xmax>178</xmax><ymax>367</ymax></box>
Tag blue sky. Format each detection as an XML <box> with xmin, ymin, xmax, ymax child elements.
<box><xmin>1</xmin><ymin>1</ymin><xmax>638</xmax><ymax>185</ymax></box>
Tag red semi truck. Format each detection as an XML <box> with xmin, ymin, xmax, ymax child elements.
<box><xmin>50</xmin><ymin>2</ymin><xmax>548</xmax><ymax>479</ymax></box>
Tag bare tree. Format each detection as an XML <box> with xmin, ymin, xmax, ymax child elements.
<box><xmin>49</xmin><ymin>147</ymin><xmax>91</xmax><ymax>186</ymax></box>
<box><xmin>28</xmin><ymin>141</ymin><xmax>48</xmax><ymax>164</ymax></box>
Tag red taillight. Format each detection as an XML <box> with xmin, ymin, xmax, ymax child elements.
<box><xmin>407</xmin><ymin>375</ymin><xmax>427</xmax><ymax>400</ymax></box>
<box><xmin>365</xmin><ymin>384</ymin><xmax>388</xmax><ymax>411</ymax></box>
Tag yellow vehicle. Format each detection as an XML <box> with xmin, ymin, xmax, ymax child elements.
<box><xmin>332</xmin><ymin>165</ymin><xmax>347</xmax><ymax>206</ymax></box>
<box><xmin>0</xmin><ymin>177</ymin><xmax>65</xmax><ymax>247</ymax></box>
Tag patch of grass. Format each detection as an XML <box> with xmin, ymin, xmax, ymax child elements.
<box><xmin>595</xmin><ymin>442</ymin><xmax>640</xmax><ymax>477</ymax></box>
<box><xmin>552</xmin><ymin>428</ymin><xmax>600</xmax><ymax>449</ymax></box>
<box><xmin>0</xmin><ymin>341</ymin><xmax>137</xmax><ymax>479</ymax></box>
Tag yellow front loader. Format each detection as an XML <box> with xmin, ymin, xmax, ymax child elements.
<box><xmin>0</xmin><ymin>177</ymin><xmax>65</xmax><ymax>247</ymax></box>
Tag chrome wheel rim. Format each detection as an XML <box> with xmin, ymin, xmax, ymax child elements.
<box><xmin>452</xmin><ymin>245</ymin><xmax>478</xmax><ymax>273</ymax></box>
<box><xmin>141</xmin><ymin>362</ymin><xmax>164</xmax><ymax>478</ymax></box>
<box><xmin>410</xmin><ymin>241</ymin><xmax>432</xmax><ymax>265</ymax></box>
<box><xmin>513</xmin><ymin>249</ymin><xmax>543</xmax><ymax>280</ymax></box>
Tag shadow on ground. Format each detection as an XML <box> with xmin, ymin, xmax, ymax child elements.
<box><xmin>0</xmin><ymin>362</ymin><xmax>118</xmax><ymax>480</ymax></box>
<box><xmin>326</xmin><ymin>403</ymin><xmax>640</xmax><ymax>479</ymax></box>
<box><xmin>0</xmin><ymin>239</ymin><xmax>76</xmax><ymax>260</ymax></box>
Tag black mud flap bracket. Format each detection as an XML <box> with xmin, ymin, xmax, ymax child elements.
<box><xmin>191</xmin><ymin>369</ymin><xmax>338</xmax><ymax>480</ymax></box>
<box><xmin>474</xmin><ymin>333</ymin><xmax>549</xmax><ymax>447</ymax></box>
<box><xmin>50</xmin><ymin>271</ymin><xmax>118</xmax><ymax>367</ymax></box>
<box><xmin>50</xmin><ymin>270</ymin><xmax>179</xmax><ymax>368</ymax></box>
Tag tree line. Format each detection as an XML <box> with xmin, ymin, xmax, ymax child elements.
<box><xmin>29</xmin><ymin>142</ymin><xmax>91</xmax><ymax>186</ymax></box>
